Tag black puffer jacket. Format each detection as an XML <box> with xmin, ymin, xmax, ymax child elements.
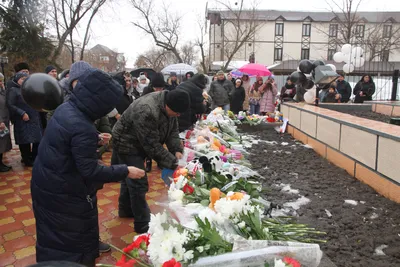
<box><xmin>112</xmin><ymin>90</ymin><xmax>182</xmax><ymax>169</ymax></box>
<box><xmin>177</xmin><ymin>74</ymin><xmax>206</xmax><ymax>132</ymax></box>
<box><xmin>31</xmin><ymin>69</ymin><xmax>128</xmax><ymax>263</ymax></box>
<box><xmin>353</xmin><ymin>75</ymin><xmax>375</xmax><ymax>103</ymax></box>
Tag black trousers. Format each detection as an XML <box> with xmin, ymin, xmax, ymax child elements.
<box><xmin>111</xmin><ymin>151</ymin><xmax>150</xmax><ymax>233</ymax></box>
<box><xmin>19</xmin><ymin>143</ymin><xmax>40</xmax><ymax>161</ymax></box>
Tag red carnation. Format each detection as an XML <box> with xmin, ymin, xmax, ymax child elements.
<box><xmin>182</xmin><ymin>183</ymin><xmax>194</xmax><ymax>194</ymax></box>
<box><xmin>162</xmin><ymin>258</ymin><xmax>181</xmax><ymax>267</ymax></box>
<box><xmin>283</xmin><ymin>257</ymin><xmax>301</xmax><ymax>267</ymax></box>
<box><xmin>185</xmin><ymin>130</ymin><xmax>192</xmax><ymax>139</ymax></box>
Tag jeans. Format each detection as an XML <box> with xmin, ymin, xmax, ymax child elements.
<box><xmin>111</xmin><ymin>151</ymin><xmax>150</xmax><ymax>233</ymax></box>
<box><xmin>250</xmin><ymin>104</ymin><xmax>260</xmax><ymax>115</ymax></box>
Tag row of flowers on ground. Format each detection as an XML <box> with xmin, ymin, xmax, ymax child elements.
<box><xmin>99</xmin><ymin>108</ymin><xmax>324</xmax><ymax>267</ymax></box>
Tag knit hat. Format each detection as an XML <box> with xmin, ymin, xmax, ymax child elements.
<box><xmin>235</xmin><ymin>78</ymin><xmax>242</xmax><ymax>83</ymax></box>
<box><xmin>69</xmin><ymin>61</ymin><xmax>92</xmax><ymax>85</ymax></box>
<box><xmin>14</xmin><ymin>62</ymin><xmax>29</xmax><ymax>73</ymax></box>
<box><xmin>45</xmin><ymin>65</ymin><xmax>56</xmax><ymax>74</ymax></box>
<box><xmin>217</xmin><ymin>70</ymin><xmax>224</xmax><ymax>75</ymax></box>
<box><xmin>139</xmin><ymin>75</ymin><xmax>147</xmax><ymax>81</ymax></box>
<box><xmin>151</xmin><ymin>72</ymin><xmax>165</xmax><ymax>88</ymax></box>
<box><xmin>185</xmin><ymin>71</ymin><xmax>195</xmax><ymax>78</ymax></box>
<box><xmin>13</xmin><ymin>72</ymin><xmax>28</xmax><ymax>83</ymax></box>
<box><xmin>165</xmin><ymin>89</ymin><xmax>190</xmax><ymax>113</ymax></box>
<box><xmin>0</xmin><ymin>73</ymin><xmax>4</xmax><ymax>81</ymax></box>
<box><xmin>170</xmin><ymin>72</ymin><xmax>177</xmax><ymax>77</ymax></box>
<box><xmin>189</xmin><ymin>74</ymin><xmax>206</xmax><ymax>89</ymax></box>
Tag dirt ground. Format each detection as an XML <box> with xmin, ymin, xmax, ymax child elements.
<box><xmin>337</xmin><ymin>110</ymin><xmax>397</xmax><ymax>125</ymax></box>
<box><xmin>245</xmin><ymin>128</ymin><xmax>400</xmax><ymax>267</ymax></box>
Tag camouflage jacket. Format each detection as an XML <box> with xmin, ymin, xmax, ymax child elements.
<box><xmin>112</xmin><ymin>91</ymin><xmax>182</xmax><ymax>169</ymax></box>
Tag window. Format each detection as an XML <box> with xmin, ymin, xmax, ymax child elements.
<box><xmin>100</xmin><ymin>56</ymin><xmax>109</xmax><ymax>62</ymax></box>
<box><xmin>274</xmin><ymin>48</ymin><xmax>283</xmax><ymax>61</ymax></box>
<box><xmin>355</xmin><ymin>25</ymin><xmax>365</xmax><ymax>37</ymax></box>
<box><xmin>301</xmin><ymin>49</ymin><xmax>310</xmax><ymax>60</ymax></box>
<box><xmin>383</xmin><ymin>25</ymin><xmax>392</xmax><ymax>38</ymax></box>
<box><xmin>275</xmin><ymin>23</ymin><xmax>284</xmax><ymax>36</ymax></box>
<box><xmin>302</xmin><ymin>24</ymin><xmax>311</xmax><ymax>36</ymax></box>
<box><xmin>329</xmin><ymin>24</ymin><xmax>338</xmax><ymax>37</ymax></box>
<box><xmin>381</xmin><ymin>50</ymin><xmax>390</xmax><ymax>62</ymax></box>
<box><xmin>327</xmin><ymin>49</ymin><xmax>336</xmax><ymax>60</ymax></box>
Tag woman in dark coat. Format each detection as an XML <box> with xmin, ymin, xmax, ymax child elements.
<box><xmin>31</xmin><ymin>68</ymin><xmax>144</xmax><ymax>266</ymax></box>
<box><xmin>177</xmin><ymin>74</ymin><xmax>206</xmax><ymax>132</ymax></box>
<box><xmin>7</xmin><ymin>73</ymin><xmax>42</xmax><ymax>166</ymax></box>
<box><xmin>353</xmin><ymin>75</ymin><xmax>375</xmax><ymax>103</ymax></box>
<box><xmin>0</xmin><ymin>73</ymin><xmax>12</xmax><ymax>172</ymax></box>
<box><xmin>230</xmin><ymin>78</ymin><xmax>246</xmax><ymax>114</ymax></box>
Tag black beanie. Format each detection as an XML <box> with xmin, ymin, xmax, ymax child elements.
<box><xmin>45</xmin><ymin>65</ymin><xmax>56</xmax><ymax>74</ymax></box>
<box><xmin>14</xmin><ymin>62</ymin><xmax>29</xmax><ymax>73</ymax></box>
<box><xmin>165</xmin><ymin>89</ymin><xmax>190</xmax><ymax>113</ymax></box>
<box><xmin>152</xmin><ymin>72</ymin><xmax>165</xmax><ymax>88</ymax></box>
<box><xmin>189</xmin><ymin>74</ymin><xmax>207</xmax><ymax>89</ymax></box>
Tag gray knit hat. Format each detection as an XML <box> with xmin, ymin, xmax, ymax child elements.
<box><xmin>217</xmin><ymin>70</ymin><xmax>224</xmax><ymax>75</ymax></box>
<box><xmin>69</xmin><ymin>61</ymin><xmax>92</xmax><ymax>85</ymax></box>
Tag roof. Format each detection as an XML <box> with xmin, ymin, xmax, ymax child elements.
<box><xmin>207</xmin><ymin>10</ymin><xmax>400</xmax><ymax>23</ymax></box>
<box><xmin>268</xmin><ymin>60</ymin><xmax>400</xmax><ymax>75</ymax></box>
<box><xmin>90</xmin><ymin>44</ymin><xmax>116</xmax><ymax>54</ymax></box>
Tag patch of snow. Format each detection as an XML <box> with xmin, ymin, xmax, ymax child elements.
<box><xmin>303</xmin><ymin>144</ymin><xmax>313</xmax><ymax>149</ymax></box>
<box><xmin>283</xmin><ymin>196</ymin><xmax>310</xmax><ymax>210</ymax></box>
<box><xmin>285</xmin><ymin>151</ymin><xmax>292</xmax><ymax>154</ymax></box>
<box><xmin>374</xmin><ymin>245</ymin><xmax>388</xmax><ymax>256</ymax></box>
<box><xmin>281</xmin><ymin>142</ymin><xmax>289</xmax><ymax>146</ymax></box>
<box><xmin>280</xmin><ymin>184</ymin><xmax>300</xmax><ymax>195</ymax></box>
<box><xmin>263</xmin><ymin>166</ymin><xmax>269</xmax><ymax>170</ymax></box>
<box><xmin>360</xmin><ymin>201</ymin><xmax>366</xmax><ymax>204</ymax></box>
<box><xmin>370</xmin><ymin>213</ymin><xmax>379</xmax><ymax>219</ymax></box>
<box><xmin>265</xmin><ymin>141</ymin><xmax>278</xmax><ymax>145</ymax></box>
<box><xmin>289</xmin><ymin>172</ymin><xmax>299</xmax><ymax>177</ymax></box>
<box><xmin>344</xmin><ymin>200</ymin><xmax>358</xmax><ymax>206</ymax></box>
<box><xmin>325</xmin><ymin>209</ymin><xmax>332</xmax><ymax>218</ymax></box>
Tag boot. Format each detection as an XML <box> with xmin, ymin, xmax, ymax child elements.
<box><xmin>0</xmin><ymin>163</ymin><xmax>11</xmax><ymax>172</ymax></box>
<box><xmin>99</xmin><ymin>241</ymin><xmax>111</xmax><ymax>253</ymax></box>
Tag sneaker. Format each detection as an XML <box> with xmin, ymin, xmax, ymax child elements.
<box><xmin>99</xmin><ymin>241</ymin><xmax>111</xmax><ymax>253</ymax></box>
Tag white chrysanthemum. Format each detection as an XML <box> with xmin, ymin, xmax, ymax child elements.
<box><xmin>168</xmin><ymin>189</ymin><xmax>185</xmax><ymax>202</ymax></box>
<box><xmin>274</xmin><ymin>259</ymin><xmax>286</xmax><ymax>267</ymax></box>
<box><xmin>184</xmin><ymin>250</ymin><xmax>194</xmax><ymax>261</ymax></box>
<box><xmin>148</xmin><ymin>212</ymin><xmax>167</xmax><ymax>234</ymax></box>
<box><xmin>237</xmin><ymin>221</ymin><xmax>246</xmax><ymax>229</ymax></box>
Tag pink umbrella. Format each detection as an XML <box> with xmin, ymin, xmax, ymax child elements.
<box><xmin>238</xmin><ymin>63</ymin><xmax>272</xmax><ymax>77</ymax></box>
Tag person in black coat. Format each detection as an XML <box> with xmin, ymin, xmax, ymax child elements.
<box><xmin>142</xmin><ymin>72</ymin><xmax>167</xmax><ymax>96</ymax></box>
<box><xmin>335</xmin><ymin>74</ymin><xmax>352</xmax><ymax>103</ymax></box>
<box><xmin>109</xmin><ymin>72</ymin><xmax>134</xmax><ymax>128</ymax></box>
<box><xmin>184</xmin><ymin>71</ymin><xmax>195</xmax><ymax>81</ymax></box>
<box><xmin>31</xmin><ymin>68</ymin><xmax>145</xmax><ymax>266</ymax></box>
<box><xmin>7</xmin><ymin>73</ymin><xmax>43</xmax><ymax>166</ymax></box>
<box><xmin>353</xmin><ymin>75</ymin><xmax>375</xmax><ymax>103</ymax></box>
<box><xmin>177</xmin><ymin>74</ymin><xmax>207</xmax><ymax>132</ymax></box>
<box><xmin>230</xmin><ymin>78</ymin><xmax>246</xmax><ymax>114</ymax></box>
<box><xmin>166</xmin><ymin>72</ymin><xmax>180</xmax><ymax>91</ymax></box>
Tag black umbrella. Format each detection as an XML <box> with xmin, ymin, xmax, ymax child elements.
<box><xmin>130</xmin><ymin>68</ymin><xmax>156</xmax><ymax>81</ymax></box>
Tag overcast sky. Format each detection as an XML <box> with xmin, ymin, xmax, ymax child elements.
<box><xmin>83</xmin><ymin>0</ymin><xmax>400</xmax><ymax>68</ymax></box>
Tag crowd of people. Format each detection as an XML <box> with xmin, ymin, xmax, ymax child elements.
<box><xmin>0</xmin><ymin>60</ymin><xmax>378</xmax><ymax>266</ymax></box>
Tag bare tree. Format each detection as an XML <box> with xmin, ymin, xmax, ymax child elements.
<box><xmin>216</xmin><ymin>0</ymin><xmax>262</xmax><ymax>71</ymax></box>
<box><xmin>194</xmin><ymin>13</ymin><xmax>208</xmax><ymax>73</ymax></box>
<box><xmin>130</xmin><ymin>0</ymin><xmax>183</xmax><ymax>63</ymax></box>
<box><xmin>315</xmin><ymin>0</ymin><xmax>400</xmax><ymax>61</ymax></box>
<box><xmin>49</xmin><ymin>0</ymin><xmax>107</xmax><ymax>62</ymax></box>
<box><xmin>134</xmin><ymin>48</ymin><xmax>175</xmax><ymax>71</ymax></box>
<box><xmin>180</xmin><ymin>42</ymin><xmax>197</xmax><ymax>65</ymax></box>
<box><xmin>79</xmin><ymin>0</ymin><xmax>107</xmax><ymax>60</ymax></box>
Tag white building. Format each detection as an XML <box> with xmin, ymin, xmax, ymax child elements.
<box><xmin>207</xmin><ymin>10</ymin><xmax>400</xmax><ymax>68</ymax></box>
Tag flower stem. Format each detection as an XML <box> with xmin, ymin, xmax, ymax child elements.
<box><xmin>108</xmin><ymin>244</ymin><xmax>151</xmax><ymax>267</ymax></box>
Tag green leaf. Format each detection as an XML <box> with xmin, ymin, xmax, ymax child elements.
<box><xmin>200</xmin><ymin>199</ymin><xmax>210</xmax><ymax>207</ymax></box>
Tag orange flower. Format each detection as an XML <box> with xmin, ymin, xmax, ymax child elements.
<box><xmin>209</xmin><ymin>188</ymin><xmax>221</xmax><ymax>210</ymax></box>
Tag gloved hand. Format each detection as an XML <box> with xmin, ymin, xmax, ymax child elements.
<box><xmin>161</xmin><ymin>168</ymin><xmax>175</xmax><ymax>186</ymax></box>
